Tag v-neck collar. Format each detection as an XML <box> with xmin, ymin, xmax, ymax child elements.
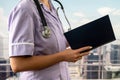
<box><xmin>39</xmin><ymin>0</ymin><xmax>59</xmax><ymax>21</ymax></box>
<box><xmin>39</xmin><ymin>0</ymin><xmax>53</xmax><ymax>12</ymax></box>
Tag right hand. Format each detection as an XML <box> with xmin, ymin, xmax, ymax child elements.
<box><xmin>61</xmin><ymin>46</ymin><xmax>92</xmax><ymax>62</ymax></box>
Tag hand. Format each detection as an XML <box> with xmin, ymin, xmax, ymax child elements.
<box><xmin>61</xmin><ymin>46</ymin><xmax>92</xmax><ymax>62</ymax></box>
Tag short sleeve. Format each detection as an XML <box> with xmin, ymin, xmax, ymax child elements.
<box><xmin>8</xmin><ymin>8</ymin><xmax>35</xmax><ymax>57</ymax></box>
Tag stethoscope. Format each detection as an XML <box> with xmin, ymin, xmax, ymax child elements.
<box><xmin>33</xmin><ymin>0</ymin><xmax>71</xmax><ymax>38</ymax></box>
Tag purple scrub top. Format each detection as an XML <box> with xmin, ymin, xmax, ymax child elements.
<box><xmin>8</xmin><ymin>0</ymin><xmax>70</xmax><ymax>80</ymax></box>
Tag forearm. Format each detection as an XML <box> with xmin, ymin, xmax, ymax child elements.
<box><xmin>10</xmin><ymin>46</ymin><xmax>92</xmax><ymax>73</ymax></box>
<box><xmin>10</xmin><ymin>53</ymin><xmax>64</xmax><ymax>73</ymax></box>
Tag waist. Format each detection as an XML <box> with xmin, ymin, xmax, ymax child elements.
<box><xmin>19</xmin><ymin>62</ymin><xmax>69</xmax><ymax>80</ymax></box>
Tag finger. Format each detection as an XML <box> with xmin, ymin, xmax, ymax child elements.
<box><xmin>75</xmin><ymin>57</ymin><xmax>82</xmax><ymax>62</ymax></box>
<box><xmin>76</xmin><ymin>46</ymin><xmax>92</xmax><ymax>53</ymax></box>
<box><xmin>78</xmin><ymin>57</ymin><xmax>82</xmax><ymax>60</ymax></box>
<box><xmin>79</xmin><ymin>51</ymin><xmax>90</xmax><ymax>56</ymax></box>
<box><xmin>73</xmin><ymin>58</ymin><xmax>78</xmax><ymax>62</ymax></box>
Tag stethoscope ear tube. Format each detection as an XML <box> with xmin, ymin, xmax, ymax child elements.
<box><xmin>54</xmin><ymin>0</ymin><xmax>64</xmax><ymax>9</ymax></box>
<box><xmin>33</xmin><ymin>0</ymin><xmax>51</xmax><ymax>38</ymax></box>
<box><xmin>33</xmin><ymin>0</ymin><xmax>47</xmax><ymax>27</ymax></box>
<box><xmin>54</xmin><ymin>0</ymin><xmax>71</xmax><ymax>31</ymax></box>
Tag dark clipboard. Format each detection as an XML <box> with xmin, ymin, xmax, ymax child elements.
<box><xmin>64</xmin><ymin>15</ymin><xmax>116</xmax><ymax>51</ymax></box>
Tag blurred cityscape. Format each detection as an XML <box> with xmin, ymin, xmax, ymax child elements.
<box><xmin>0</xmin><ymin>34</ymin><xmax>120</xmax><ymax>80</ymax></box>
<box><xmin>69</xmin><ymin>40</ymin><xmax>120</xmax><ymax>80</ymax></box>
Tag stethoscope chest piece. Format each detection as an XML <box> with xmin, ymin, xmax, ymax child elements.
<box><xmin>42</xmin><ymin>26</ymin><xmax>51</xmax><ymax>38</ymax></box>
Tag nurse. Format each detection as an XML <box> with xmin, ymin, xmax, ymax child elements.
<box><xmin>8</xmin><ymin>0</ymin><xmax>92</xmax><ymax>80</ymax></box>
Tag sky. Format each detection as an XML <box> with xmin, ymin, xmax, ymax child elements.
<box><xmin>0</xmin><ymin>0</ymin><xmax>120</xmax><ymax>39</ymax></box>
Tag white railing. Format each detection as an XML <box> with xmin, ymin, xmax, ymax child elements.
<box><xmin>0</xmin><ymin>61</ymin><xmax>120</xmax><ymax>80</ymax></box>
<box><xmin>0</xmin><ymin>63</ymin><xmax>18</xmax><ymax>80</ymax></box>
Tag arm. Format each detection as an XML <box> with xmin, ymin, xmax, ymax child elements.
<box><xmin>10</xmin><ymin>46</ymin><xmax>92</xmax><ymax>73</ymax></box>
<box><xmin>10</xmin><ymin>52</ymin><xmax>63</xmax><ymax>73</ymax></box>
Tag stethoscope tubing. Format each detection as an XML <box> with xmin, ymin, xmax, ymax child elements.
<box><xmin>33</xmin><ymin>0</ymin><xmax>71</xmax><ymax>38</ymax></box>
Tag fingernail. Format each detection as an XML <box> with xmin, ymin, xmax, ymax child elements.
<box><xmin>89</xmin><ymin>46</ymin><xmax>93</xmax><ymax>49</ymax></box>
